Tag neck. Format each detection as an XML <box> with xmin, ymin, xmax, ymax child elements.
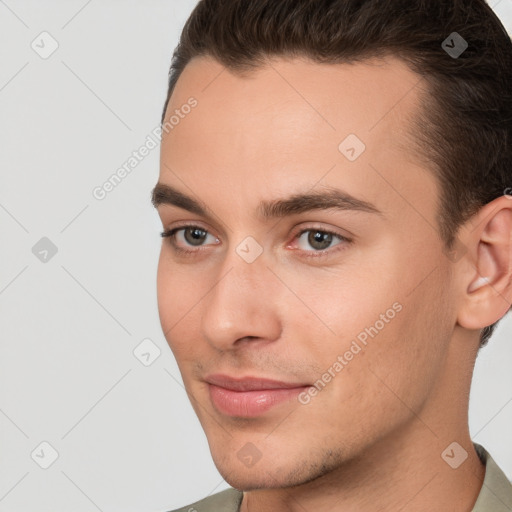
<box><xmin>240</xmin><ymin>336</ymin><xmax>485</xmax><ymax>512</ymax></box>
<box><xmin>241</xmin><ymin>426</ymin><xmax>485</xmax><ymax>512</ymax></box>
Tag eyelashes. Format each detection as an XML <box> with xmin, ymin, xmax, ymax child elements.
<box><xmin>160</xmin><ymin>224</ymin><xmax>352</xmax><ymax>258</ymax></box>
<box><xmin>294</xmin><ymin>228</ymin><xmax>348</xmax><ymax>253</ymax></box>
<box><xmin>161</xmin><ymin>226</ymin><xmax>219</xmax><ymax>256</ymax></box>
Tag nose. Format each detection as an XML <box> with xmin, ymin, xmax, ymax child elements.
<box><xmin>200</xmin><ymin>248</ymin><xmax>282</xmax><ymax>351</ymax></box>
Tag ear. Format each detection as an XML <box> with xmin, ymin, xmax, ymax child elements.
<box><xmin>456</xmin><ymin>195</ymin><xmax>512</xmax><ymax>331</ymax></box>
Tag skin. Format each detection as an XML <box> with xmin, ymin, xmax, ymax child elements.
<box><xmin>153</xmin><ymin>55</ymin><xmax>512</xmax><ymax>511</ymax></box>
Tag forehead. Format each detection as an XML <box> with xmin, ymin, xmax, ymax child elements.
<box><xmin>166</xmin><ymin>54</ymin><xmax>424</xmax><ymax>137</ymax></box>
<box><xmin>159</xmin><ymin>55</ymin><xmax>438</xmax><ymax>233</ymax></box>
<box><xmin>162</xmin><ymin>54</ymin><xmax>426</xmax><ymax>167</ymax></box>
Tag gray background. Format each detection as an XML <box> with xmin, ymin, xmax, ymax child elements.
<box><xmin>0</xmin><ymin>1</ymin><xmax>511</xmax><ymax>511</ymax></box>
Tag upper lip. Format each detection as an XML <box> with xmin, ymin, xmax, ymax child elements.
<box><xmin>205</xmin><ymin>374</ymin><xmax>309</xmax><ymax>391</ymax></box>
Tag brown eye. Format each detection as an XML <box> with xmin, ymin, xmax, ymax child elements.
<box><xmin>296</xmin><ymin>229</ymin><xmax>345</xmax><ymax>252</ymax></box>
<box><xmin>307</xmin><ymin>231</ymin><xmax>334</xmax><ymax>250</ymax></box>
<box><xmin>161</xmin><ymin>225</ymin><xmax>220</xmax><ymax>252</ymax></box>
<box><xmin>184</xmin><ymin>227</ymin><xmax>208</xmax><ymax>246</ymax></box>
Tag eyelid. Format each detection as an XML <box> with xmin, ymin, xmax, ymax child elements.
<box><xmin>160</xmin><ymin>222</ymin><xmax>220</xmax><ymax>254</ymax></box>
<box><xmin>287</xmin><ymin>224</ymin><xmax>352</xmax><ymax>256</ymax></box>
<box><xmin>289</xmin><ymin>223</ymin><xmax>352</xmax><ymax>242</ymax></box>
<box><xmin>161</xmin><ymin>222</ymin><xmax>352</xmax><ymax>256</ymax></box>
<box><xmin>161</xmin><ymin>220</ymin><xmax>219</xmax><ymax>239</ymax></box>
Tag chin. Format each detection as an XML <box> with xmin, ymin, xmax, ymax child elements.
<box><xmin>212</xmin><ymin>450</ymin><xmax>341</xmax><ymax>492</ymax></box>
<box><xmin>218</xmin><ymin>467</ymin><xmax>299</xmax><ymax>491</ymax></box>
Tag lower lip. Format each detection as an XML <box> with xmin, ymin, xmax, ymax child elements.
<box><xmin>208</xmin><ymin>384</ymin><xmax>309</xmax><ymax>417</ymax></box>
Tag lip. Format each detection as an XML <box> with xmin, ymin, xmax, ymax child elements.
<box><xmin>205</xmin><ymin>374</ymin><xmax>309</xmax><ymax>391</ymax></box>
<box><xmin>205</xmin><ymin>374</ymin><xmax>311</xmax><ymax>417</ymax></box>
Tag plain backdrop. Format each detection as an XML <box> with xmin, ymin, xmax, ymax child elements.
<box><xmin>0</xmin><ymin>1</ymin><xmax>511</xmax><ymax>511</ymax></box>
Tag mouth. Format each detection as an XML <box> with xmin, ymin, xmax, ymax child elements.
<box><xmin>204</xmin><ymin>374</ymin><xmax>311</xmax><ymax>417</ymax></box>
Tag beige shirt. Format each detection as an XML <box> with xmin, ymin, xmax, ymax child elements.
<box><xmin>169</xmin><ymin>443</ymin><xmax>512</xmax><ymax>512</ymax></box>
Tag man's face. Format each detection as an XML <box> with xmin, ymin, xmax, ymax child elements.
<box><xmin>154</xmin><ymin>55</ymin><xmax>459</xmax><ymax>489</ymax></box>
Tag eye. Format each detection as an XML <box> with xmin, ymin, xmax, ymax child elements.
<box><xmin>161</xmin><ymin>225</ymin><xmax>219</xmax><ymax>250</ymax></box>
<box><xmin>294</xmin><ymin>228</ymin><xmax>349</xmax><ymax>253</ymax></box>
<box><xmin>160</xmin><ymin>224</ymin><xmax>350</xmax><ymax>257</ymax></box>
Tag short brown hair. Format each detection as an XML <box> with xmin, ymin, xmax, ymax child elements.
<box><xmin>161</xmin><ymin>0</ymin><xmax>512</xmax><ymax>347</ymax></box>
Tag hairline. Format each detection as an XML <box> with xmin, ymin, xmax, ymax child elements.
<box><xmin>161</xmin><ymin>51</ymin><xmax>451</xmax><ymax>246</ymax></box>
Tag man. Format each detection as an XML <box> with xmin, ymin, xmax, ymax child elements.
<box><xmin>151</xmin><ymin>0</ymin><xmax>512</xmax><ymax>510</ymax></box>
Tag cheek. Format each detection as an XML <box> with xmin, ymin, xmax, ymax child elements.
<box><xmin>283</xmin><ymin>247</ymin><xmax>448</xmax><ymax>401</ymax></box>
<box><xmin>156</xmin><ymin>253</ymin><xmax>201</xmax><ymax>347</ymax></box>
<box><xmin>276</xmin><ymin>259</ymin><xmax>399</xmax><ymax>357</ymax></box>
<box><xmin>156</xmin><ymin>254</ymin><xmax>174</xmax><ymax>331</ymax></box>
<box><xmin>342</xmin><ymin>267</ymin><xmax>454</xmax><ymax>414</ymax></box>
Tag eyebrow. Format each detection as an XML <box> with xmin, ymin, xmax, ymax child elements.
<box><xmin>151</xmin><ymin>183</ymin><xmax>383</xmax><ymax>220</ymax></box>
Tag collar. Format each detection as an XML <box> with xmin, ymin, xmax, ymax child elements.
<box><xmin>471</xmin><ymin>443</ymin><xmax>512</xmax><ymax>511</ymax></box>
